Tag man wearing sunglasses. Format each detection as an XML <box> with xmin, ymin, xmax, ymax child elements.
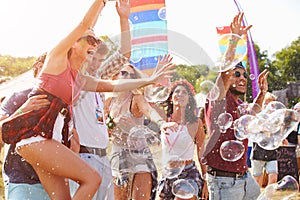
<box><xmin>69</xmin><ymin>0</ymin><xmax>131</xmax><ymax>199</ymax></box>
<box><xmin>202</xmin><ymin>12</ymin><xmax>270</xmax><ymax>200</ymax></box>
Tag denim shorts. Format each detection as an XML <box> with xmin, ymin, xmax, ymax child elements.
<box><xmin>6</xmin><ymin>183</ymin><xmax>50</xmax><ymax>200</ymax></box>
<box><xmin>207</xmin><ymin>171</ymin><xmax>260</xmax><ymax>200</ymax></box>
<box><xmin>251</xmin><ymin>159</ymin><xmax>278</xmax><ymax>176</ymax></box>
<box><xmin>69</xmin><ymin>154</ymin><xmax>114</xmax><ymax>200</ymax></box>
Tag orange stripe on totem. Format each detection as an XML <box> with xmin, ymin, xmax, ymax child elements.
<box><xmin>131</xmin><ymin>0</ymin><xmax>165</xmax><ymax>7</ymax></box>
<box><xmin>130</xmin><ymin>4</ymin><xmax>165</xmax><ymax>13</ymax></box>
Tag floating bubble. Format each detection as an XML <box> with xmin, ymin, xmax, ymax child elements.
<box><xmin>238</xmin><ymin>102</ymin><xmax>261</xmax><ymax>116</ymax></box>
<box><xmin>199</xmin><ymin>80</ymin><xmax>220</xmax><ymax>101</ymax></box>
<box><xmin>144</xmin><ymin>82</ymin><xmax>171</xmax><ymax>102</ymax></box>
<box><xmin>127</xmin><ymin>126</ymin><xmax>160</xmax><ymax>160</ymax></box>
<box><xmin>257</xmin><ymin>175</ymin><xmax>299</xmax><ymax>200</ymax></box>
<box><xmin>233</xmin><ymin>114</ymin><xmax>257</xmax><ymax>140</ymax></box>
<box><xmin>220</xmin><ymin>140</ymin><xmax>245</xmax><ymax>162</ymax></box>
<box><xmin>161</xmin><ymin>155</ymin><xmax>185</xmax><ymax>179</ymax></box>
<box><xmin>110</xmin><ymin>153</ymin><xmax>133</xmax><ymax>174</ymax></box>
<box><xmin>211</xmin><ymin>33</ymin><xmax>247</xmax><ymax>72</ymax></box>
<box><xmin>172</xmin><ymin>179</ymin><xmax>195</xmax><ymax>199</ymax></box>
<box><xmin>131</xmin><ymin>48</ymin><xmax>143</xmax><ymax>63</ymax></box>
<box><xmin>144</xmin><ymin>127</ymin><xmax>162</xmax><ymax>170</ymax></box>
<box><xmin>249</xmin><ymin>73</ymin><xmax>256</xmax><ymax>80</ymax></box>
<box><xmin>157</xmin><ymin>7</ymin><xmax>167</xmax><ymax>20</ymax></box>
<box><xmin>264</xmin><ymin>101</ymin><xmax>286</xmax><ymax>114</ymax></box>
<box><xmin>256</xmin><ymin>133</ymin><xmax>282</xmax><ymax>150</ymax></box>
<box><xmin>256</xmin><ymin>109</ymin><xmax>298</xmax><ymax>150</ymax></box>
<box><xmin>217</xmin><ymin>113</ymin><xmax>233</xmax><ymax>133</ymax></box>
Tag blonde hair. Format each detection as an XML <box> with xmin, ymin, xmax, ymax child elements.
<box><xmin>119</xmin><ymin>64</ymin><xmax>147</xmax><ymax>95</ymax></box>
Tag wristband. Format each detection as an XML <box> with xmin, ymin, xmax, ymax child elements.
<box><xmin>17</xmin><ymin>108</ymin><xmax>23</xmax><ymax>114</ymax></box>
<box><xmin>229</xmin><ymin>39</ymin><xmax>238</xmax><ymax>45</ymax></box>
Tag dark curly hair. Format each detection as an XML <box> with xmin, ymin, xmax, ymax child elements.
<box><xmin>161</xmin><ymin>80</ymin><xmax>198</xmax><ymax>124</ymax></box>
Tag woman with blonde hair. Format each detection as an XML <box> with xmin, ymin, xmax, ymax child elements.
<box><xmin>106</xmin><ymin>62</ymin><xmax>177</xmax><ymax>200</ymax></box>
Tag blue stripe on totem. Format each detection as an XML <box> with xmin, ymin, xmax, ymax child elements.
<box><xmin>130</xmin><ymin>56</ymin><xmax>160</xmax><ymax>71</ymax></box>
<box><xmin>219</xmin><ymin>45</ymin><xmax>247</xmax><ymax>55</ymax></box>
<box><xmin>129</xmin><ymin>10</ymin><xmax>163</xmax><ymax>24</ymax></box>
<box><xmin>131</xmin><ymin>21</ymin><xmax>168</xmax><ymax>38</ymax></box>
<box><xmin>131</xmin><ymin>43</ymin><xmax>168</xmax><ymax>58</ymax></box>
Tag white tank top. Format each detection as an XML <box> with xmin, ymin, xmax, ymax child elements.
<box><xmin>161</xmin><ymin>125</ymin><xmax>195</xmax><ymax>161</ymax></box>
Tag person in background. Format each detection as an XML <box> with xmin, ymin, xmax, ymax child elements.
<box><xmin>106</xmin><ymin>63</ymin><xmax>177</xmax><ymax>200</ymax></box>
<box><xmin>277</xmin><ymin>101</ymin><xmax>300</xmax><ymax>184</ymax></box>
<box><xmin>251</xmin><ymin>92</ymin><xmax>279</xmax><ymax>187</ymax></box>
<box><xmin>0</xmin><ymin>53</ymin><xmax>52</xmax><ymax>200</ymax></box>
<box><xmin>157</xmin><ymin>79</ymin><xmax>208</xmax><ymax>200</ymax></box>
<box><xmin>202</xmin><ymin>12</ymin><xmax>268</xmax><ymax>200</ymax></box>
<box><xmin>69</xmin><ymin>0</ymin><xmax>131</xmax><ymax>199</ymax></box>
<box><xmin>293</xmin><ymin>102</ymin><xmax>300</xmax><ymax>177</ymax></box>
<box><xmin>0</xmin><ymin>0</ymin><xmax>174</xmax><ymax>199</ymax></box>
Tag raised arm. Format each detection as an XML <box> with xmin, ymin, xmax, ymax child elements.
<box><xmin>223</xmin><ymin>12</ymin><xmax>252</xmax><ymax>63</ymax></box>
<box><xmin>253</xmin><ymin>69</ymin><xmax>269</xmax><ymax>109</ymax></box>
<box><xmin>116</xmin><ymin>0</ymin><xmax>131</xmax><ymax>58</ymax></box>
<box><xmin>42</xmin><ymin>0</ymin><xmax>106</xmax><ymax>74</ymax></box>
<box><xmin>215</xmin><ymin>12</ymin><xmax>252</xmax><ymax>100</ymax></box>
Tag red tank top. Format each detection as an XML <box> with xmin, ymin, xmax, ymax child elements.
<box><xmin>37</xmin><ymin>61</ymin><xmax>81</xmax><ymax>105</ymax></box>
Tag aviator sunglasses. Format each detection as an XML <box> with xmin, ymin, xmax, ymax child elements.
<box><xmin>120</xmin><ymin>70</ymin><xmax>137</xmax><ymax>79</ymax></box>
<box><xmin>78</xmin><ymin>35</ymin><xmax>101</xmax><ymax>46</ymax></box>
<box><xmin>234</xmin><ymin>71</ymin><xmax>248</xmax><ymax>79</ymax></box>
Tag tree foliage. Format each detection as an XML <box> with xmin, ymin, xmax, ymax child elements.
<box><xmin>1</xmin><ymin>36</ymin><xmax>300</xmax><ymax>105</ymax></box>
<box><xmin>0</xmin><ymin>55</ymin><xmax>35</xmax><ymax>82</ymax></box>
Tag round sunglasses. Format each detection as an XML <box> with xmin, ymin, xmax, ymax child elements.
<box><xmin>234</xmin><ymin>71</ymin><xmax>248</xmax><ymax>79</ymax></box>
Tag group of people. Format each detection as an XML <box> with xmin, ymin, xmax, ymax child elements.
<box><xmin>0</xmin><ymin>0</ymin><xmax>299</xmax><ymax>200</ymax></box>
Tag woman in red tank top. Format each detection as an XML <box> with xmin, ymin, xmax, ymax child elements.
<box><xmin>0</xmin><ymin>0</ymin><xmax>175</xmax><ymax>199</ymax></box>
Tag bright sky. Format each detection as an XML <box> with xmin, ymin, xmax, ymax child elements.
<box><xmin>0</xmin><ymin>0</ymin><xmax>299</xmax><ymax>65</ymax></box>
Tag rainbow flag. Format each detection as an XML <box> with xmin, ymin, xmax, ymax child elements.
<box><xmin>130</xmin><ymin>0</ymin><xmax>168</xmax><ymax>75</ymax></box>
<box><xmin>216</xmin><ymin>26</ymin><xmax>248</xmax><ymax>67</ymax></box>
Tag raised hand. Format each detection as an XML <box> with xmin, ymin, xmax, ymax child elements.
<box><xmin>116</xmin><ymin>0</ymin><xmax>131</xmax><ymax>19</ymax></box>
<box><xmin>149</xmin><ymin>62</ymin><xmax>176</xmax><ymax>85</ymax></box>
<box><xmin>154</xmin><ymin>54</ymin><xmax>173</xmax><ymax>74</ymax></box>
<box><xmin>257</xmin><ymin>69</ymin><xmax>269</xmax><ymax>93</ymax></box>
<box><xmin>230</xmin><ymin>12</ymin><xmax>252</xmax><ymax>37</ymax></box>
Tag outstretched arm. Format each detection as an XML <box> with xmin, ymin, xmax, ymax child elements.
<box><xmin>82</xmin><ymin>62</ymin><xmax>175</xmax><ymax>92</ymax></box>
<box><xmin>215</xmin><ymin>12</ymin><xmax>252</xmax><ymax>100</ymax></box>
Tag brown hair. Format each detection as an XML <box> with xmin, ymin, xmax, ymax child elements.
<box><xmin>32</xmin><ymin>52</ymin><xmax>47</xmax><ymax>78</ymax></box>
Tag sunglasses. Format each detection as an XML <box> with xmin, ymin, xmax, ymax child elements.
<box><xmin>234</xmin><ymin>71</ymin><xmax>248</xmax><ymax>79</ymax></box>
<box><xmin>78</xmin><ymin>35</ymin><xmax>101</xmax><ymax>46</ymax></box>
<box><xmin>120</xmin><ymin>70</ymin><xmax>136</xmax><ymax>79</ymax></box>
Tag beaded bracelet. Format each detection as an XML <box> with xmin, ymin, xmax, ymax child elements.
<box><xmin>17</xmin><ymin>108</ymin><xmax>23</xmax><ymax>114</ymax></box>
<box><xmin>229</xmin><ymin>39</ymin><xmax>238</xmax><ymax>45</ymax></box>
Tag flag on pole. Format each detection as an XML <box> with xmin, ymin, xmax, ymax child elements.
<box><xmin>233</xmin><ymin>0</ymin><xmax>260</xmax><ymax>98</ymax></box>
<box><xmin>129</xmin><ymin>0</ymin><xmax>168</xmax><ymax>75</ymax></box>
